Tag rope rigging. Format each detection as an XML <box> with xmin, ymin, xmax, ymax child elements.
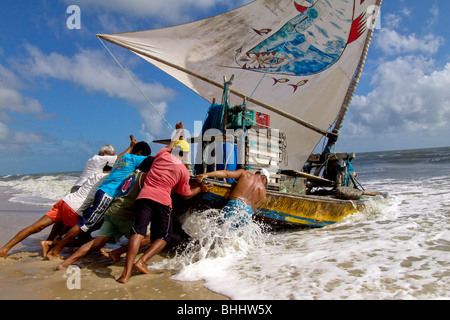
<box><xmin>97</xmin><ymin>37</ymin><xmax>174</xmax><ymax>131</ymax></box>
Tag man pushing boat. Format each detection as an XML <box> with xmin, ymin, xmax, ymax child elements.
<box><xmin>117</xmin><ymin>122</ymin><xmax>212</xmax><ymax>284</ymax></box>
<box><xmin>196</xmin><ymin>168</ymin><xmax>269</xmax><ymax>227</ymax></box>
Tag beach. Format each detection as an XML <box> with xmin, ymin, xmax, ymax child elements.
<box><xmin>0</xmin><ymin>193</ymin><xmax>228</xmax><ymax>300</ymax></box>
<box><xmin>1</xmin><ymin>147</ymin><xmax>449</xmax><ymax>300</ymax></box>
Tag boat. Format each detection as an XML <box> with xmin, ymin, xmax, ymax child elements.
<box><xmin>97</xmin><ymin>0</ymin><xmax>383</xmax><ymax>228</ymax></box>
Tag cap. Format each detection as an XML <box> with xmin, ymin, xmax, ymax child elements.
<box><xmin>174</xmin><ymin>140</ymin><xmax>190</xmax><ymax>152</ymax></box>
<box><xmin>256</xmin><ymin>168</ymin><xmax>270</xmax><ymax>180</ymax></box>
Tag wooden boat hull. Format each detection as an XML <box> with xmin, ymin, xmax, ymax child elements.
<box><xmin>177</xmin><ymin>180</ymin><xmax>364</xmax><ymax>228</ymax></box>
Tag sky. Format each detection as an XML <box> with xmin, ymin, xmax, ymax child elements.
<box><xmin>0</xmin><ymin>0</ymin><xmax>449</xmax><ymax>175</ymax></box>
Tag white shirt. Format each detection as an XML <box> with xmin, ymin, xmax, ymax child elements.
<box><xmin>63</xmin><ymin>172</ymin><xmax>109</xmax><ymax>215</ymax></box>
<box><xmin>73</xmin><ymin>155</ymin><xmax>117</xmax><ymax>188</ymax></box>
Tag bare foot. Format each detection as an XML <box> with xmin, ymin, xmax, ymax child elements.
<box><xmin>108</xmin><ymin>251</ymin><xmax>121</xmax><ymax>263</ymax></box>
<box><xmin>134</xmin><ymin>260</ymin><xmax>149</xmax><ymax>274</ymax></box>
<box><xmin>46</xmin><ymin>252</ymin><xmax>63</xmax><ymax>260</ymax></box>
<box><xmin>56</xmin><ymin>262</ymin><xmax>68</xmax><ymax>270</ymax></box>
<box><xmin>99</xmin><ymin>248</ymin><xmax>108</xmax><ymax>257</ymax></box>
<box><xmin>0</xmin><ymin>248</ymin><xmax>8</xmax><ymax>258</ymax></box>
<box><xmin>40</xmin><ymin>241</ymin><xmax>53</xmax><ymax>258</ymax></box>
<box><xmin>117</xmin><ymin>271</ymin><xmax>131</xmax><ymax>284</ymax></box>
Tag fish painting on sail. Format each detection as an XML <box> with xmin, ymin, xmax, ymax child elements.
<box><xmin>253</xmin><ymin>28</ymin><xmax>272</xmax><ymax>35</ymax></box>
<box><xmin>235</xmin><ymin>0</ymin><xmax>367</xmax><ymax>77</ymax></box>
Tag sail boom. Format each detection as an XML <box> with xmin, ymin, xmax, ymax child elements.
<box><xmin>97</xmin><ymin>34</ymin><xmax>335</xmax><ymax>138</ymax></box>
<box><xmin>243</xmin><ymin>94</ymin><xmax>336</xmax><ymax>138</ymax></box>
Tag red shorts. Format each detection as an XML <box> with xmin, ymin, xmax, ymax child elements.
<box><xmin>45</xmin><ymin>199</ymin><xmax>79</xmax><ymax>227</ymax></box>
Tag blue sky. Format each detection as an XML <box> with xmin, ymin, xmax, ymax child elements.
<box><xmin>0</xmin><ymin>0</ymin><xmax>449</xmax><ymax>175</ymax></box>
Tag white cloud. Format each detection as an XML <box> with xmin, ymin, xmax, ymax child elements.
<box><xmin>342</xmin><ymin>57</ymin><xmax>450</xmax><ymax>140</ymax></box>
<box><xmin>376</xmin><ymin>29</ymin><xmax>443</xmax><ymax>55</ymax></box>
<box><xmin>427</xmin><ymin>3</ymin><xmax>439</xmax><ymax>28</ymax></box>
<box><xmin>0</xmin><ymin>123</ymin><xmax>9</xmax><ymax>141</ymax></box>
<box><xmin>353</xmin><ymin>5</ymin><xmax>448</xmax><ymax>150</ymax></box>
<box><xmin>0</xmin><ymin>65</ymin><xmax>44</xmax><ymax>115</ymax></box>
<box><xmin>0</xmin><ymin>64</ymin><xmax>47</xmax><ymax>147</ymax></box>
<box><xmin>0</xmin><ymin>120</ymin><xmax>46</xmax><ymax>150</ymax></box>
<box><xmin>21</xmin><ymin>45</ymin><xmax>177</xmax><ymax>137</ymax></box>
<box><xmin>382</xmin><ymin>13</ymin><xmax>403</xmax><ymax>29</ymax></box>
<box><xmin>0</xmin><ymin>87</ymin><xmax>42</xmax><ymax>114</ymax></box>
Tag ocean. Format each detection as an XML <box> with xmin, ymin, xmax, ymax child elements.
<box><xmin>1</xmin><ymin>146</ymin><xmax>449</xmax><ymax>300</ymax></box>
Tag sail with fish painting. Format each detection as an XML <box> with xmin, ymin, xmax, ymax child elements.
<box><xmin>98</xmin><ymin>0</ymin><xmax>384</xmax><ymax>227</ymax></box>
<box><xmin>99</xmin><ymin>0</ymin><xmax>381</xmax><ymax>170</ymax></box>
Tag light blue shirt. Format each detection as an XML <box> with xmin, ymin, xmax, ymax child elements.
<box><xmin>98</xmin><ymin>153</ymin><xmax>147</xmax><ymax>197</ymax></box>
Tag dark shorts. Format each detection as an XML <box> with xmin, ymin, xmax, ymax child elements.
<box><xmin>132</xmin><ymin>198</ymin><xmax>173</xmax><ymax>243</ymax></box>
<box><xmin>78</xmin><ymin>189</ymin><xmax>113</xmax><ymax>233</ymax></box>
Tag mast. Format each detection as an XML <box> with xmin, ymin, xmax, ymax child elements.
<box><xmin>326</xmin><ymin>0</ymin><xmax>383</xmax><ymax>149</ymax></box>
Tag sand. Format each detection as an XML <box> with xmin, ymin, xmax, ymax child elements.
<box><xmin>0</xmin><ymin>194</ymin><xmax>228</xmax><ymax>300</ymax></box>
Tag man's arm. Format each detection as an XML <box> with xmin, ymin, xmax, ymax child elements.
<box><xmin>182</xmin><ymin>181</ymin><xmax>212</xmax><ymax>200</ymax></box>
<box><xmin>167</xmin><ymin>122</ymin><xmax>184</xmax><ymax>150</ymax></box>
<box><xmin>116</xmin><ymin>135</ymin><xmax>138</xmax><ymax>158</ymax></box>
<box><xmin>196</xmin><ymin>169</ymin><xmax>245</xmax><ymax>183</ymax></box>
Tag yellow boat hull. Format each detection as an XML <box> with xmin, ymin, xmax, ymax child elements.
<box><xmin>183</xmin><ymin>181</ymin><xmax>364</xmax><ymax>228</ymax></box>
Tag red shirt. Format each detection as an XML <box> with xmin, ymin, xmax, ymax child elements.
<box><xmin>137</xmin><ymin>148</ymin><xmax>191</xmax><ymax>207</ymax></box>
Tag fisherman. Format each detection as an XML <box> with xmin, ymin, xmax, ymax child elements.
<box><xmin>70</xmin><ymin>144</ymin><xmax>118</xmax><ymax>193</ymax></box>
<box><xmin>49</xmin><ymin>143</ymin><xmax>118</xmax><ymax>249</ymax></box>
<box><xmin>45</xmin><ymin>135</ymin><xmax>151</xmax><ymax>260</ymax></box>
<box><xmin>196</xmin><ymin>168</ymin><xmax>269</xmax><ymax>227</ymax></box>
<box><xmin>117</xmin><ymin>121</ymin><xmax>212</xmax><ymax>284</ymax></box>
<box><xmin>0</xmin><ymin>164</ymin><xmax>113</xmax><ymax>259</ymax></box>
<box><xmin>56</xmin><ymin>156</ymin><xmax>154</xmax><ymax>270</ymax></box>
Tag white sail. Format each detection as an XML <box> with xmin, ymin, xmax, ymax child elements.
<box><xmin>98</xmin><ymin>0</ymin><xmax>381</xmax><ymax>170</ymax></box>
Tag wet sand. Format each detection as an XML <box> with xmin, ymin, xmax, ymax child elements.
<box><xmin>0</xmin><ymin>194</ymin><xmax>228</xmax><ymax>300</ymax></box>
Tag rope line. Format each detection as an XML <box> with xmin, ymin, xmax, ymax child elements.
<box><xmin>97</xmin><ymin>37</ymin><xmax>174</xmax><ymax>131</ymax></box>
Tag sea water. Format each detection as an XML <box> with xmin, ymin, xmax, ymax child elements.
<box><xmin>0</xmin><ymin>147</ymin><xmax>449</xmax><ymax>300</ymax></box>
